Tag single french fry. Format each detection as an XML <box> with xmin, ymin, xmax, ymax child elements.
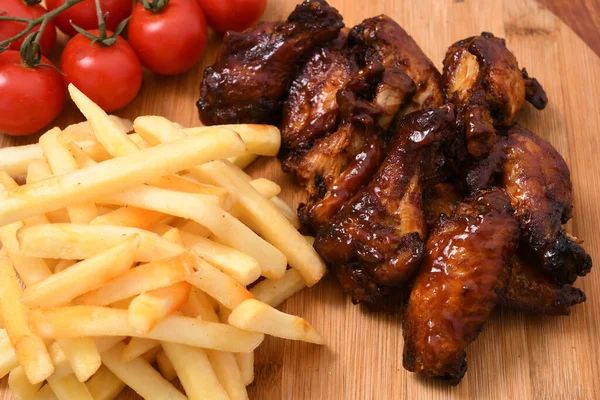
<box><xmin>40</xmin><ymin>127</ymin><xmax>98</xmax><ymax>224</ymax></box>
<box><xmin>47</xmin><ymin>372</ymin><xmax>95</xmax><ymax>400</ymax></box>
<box><xmin>85</xmin><ymin>365</ymin><xmax>127</xmax><ymax>400</ymax></box>
<box><xmin>55</xmin><ymin>337</ymin><xmax>102</xmax><ymax>382</ymax></box>
<box><xmin>75</xmin><ymin>251</ymin><xmax>196</xmax><ymax>306</ymax></box>
<box><xmin>8</xmin><ymin>366</ymin><xmax>44</xmax><ymax>400</ymax></box>
<box><xmin>250</xmin><ymin>268</ymin><xmax>307</xmax><ymax>308</ymax></box>
<box><xmin>0</xmin><ymin>221</ymin><xmax>52</xmax><ymax>286</ymax></box>
<box><xmin>192</xmin><ymin>291</ymin><xmax>249</xmax><ymax>400</ymax></box>
<box><xmin>128</xmin><ymin>281</ymin><xmax>191</xmax><ymax>333</ymax></box>
<box><xmin>181</xmin><ymin>231</ymin><xmax>261</xmax><ymax>286</ymax></box>
<box><xmin>162</xmin><ymin>341</ymin><xmax>229</xmax><ymax>400</ymax></box>
<box><xmin>186</xmin><ymin>262</ymin><xmax>253</xmax><ymax>310</ymax></box>
<box><xmin>269</xmin><ymin>196</ymin><xmax>301</xmax><ymax>228</ymax></box>
<box><xmin>101</xmin><ymin>342</ymin><xmax>187</xmax><ymax>400</ymax></box>
<box><xmin>229</xmin><ymin>299</ymin><xmax>325</xmax><ymax>344</ymax></box>
<box><xmin>29</xmin><ymin>307</ymin><xmax>264</xmax><ymax>353</ymax></box>
<box><xmin>22</xmin><ymin>235</ymin><xmax>139</xmax><ymax>308</ymax></box>
<box><xmin>150</xmin><ymin>174</ymin><xmax>231</xmax><ymax>198</ymax></box>
<box><xmin>156</xmin><ymin>349</ymin><xmax>177</xmax><ymax>381</ymax></box>
<box><xmin>250</xmin><ymin>178</ymin><xmax>281</xmax><ymax>198</ymax></box>
<box><xmin>229</xmin><ymin>152</ymin><xmax>259</xmax><ymax>169</ymax></box>
<box><xmin>191</xmin><ymin>160</ymin><xmax>325</xmax><ymax>285</ymax></box>
<box><xmin>67</xmin><ymin>142</ymin><xmax>98</xmax><ymax>169</ymax></box>
<box><xmin>0</xmin><ymin>123</ymin><xmax>246</xmax><ymax>227</ymax></box>
<box><xmin>17</xmin><ymin>224</ymin><xmax>183</xmax><ymax>262</ymax></box>
<box><xmin>183</xmin><ymin>123</ymin><xmax>281</xmax><ymax>156</ymax></box>
<box><xmin>0</xmin><ymin>143</ymin><xmax>43</xmax><ymax>178</ymax></box>
<box><xmin>0</xmin><ymin>256</ymin><xmax>54</xmax><ymax>384</ymax></box>
<box><xmin>0</xmin><ymin>333</ymin><xmax>19</xmax><ymax>379</ymax></box>
<box><xmin>218</xmin><ymin>306</ymin><xmax>254</xmax><ymax>386</ymax></box>
<box><xmin>91</xmin><ymin>206</ymin><xmax>167</xmax><ymax>229</ymax></box>
<box><xmin>25</xmin><ymin>159</ymin><xmax>53</xmax><ymax>183</ymax></box>
<box><xmin>122</xmin><ymin>337</ymin><xmax>160</xmax><ymax>361</ymax></box>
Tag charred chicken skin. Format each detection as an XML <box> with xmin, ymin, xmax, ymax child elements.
<box><xmin>197</xmin><ymin>0</ymin><xmax>344</xmax><ymax>126</ymax></box>
<box><xmin>314</xmin><ymin>106</ymin><xmax>456</xmax><ymax>304</ymax></box>
<box><xmin>501</xmin><ymin>249</ymin><xmax>586</xmax><ymax>315</ymax></box>
<box><xmin>402</xmin><ymin>189</ymin><xmax>519</xmax><ymax>385</ymax></box>
<box><xmin>500</xmin><ymin>126</ymin><xmax>592</xmax><ymax>283</ymax></box>
<box><xmin>443</xmin><ymin>32</ymin><xmax>548</xmax><ymax>159</ymax></box>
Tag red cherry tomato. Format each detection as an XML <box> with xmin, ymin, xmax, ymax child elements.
<box><xmin>61</xmin><ymin>30</ymin><xmax>143</xmax><ymax>112</ymax></box>
<box><xmin>128</xmin><ymin>0</ymin><xmax>208</xmax><ymax>76</ymax></box>
<box><xmin>196</xmin><ymin>0</ymin><xmax>266</xmax><ymax>33</ymax></box>
<box><xmin>45</xmin><ymin>0</ymin><xmax>132</xmax><ymax>37</ymax></box>
<box><xmin>0</xmin><ymin>0</ymin><xmax>57</xmax><ymax>56</ymax></box>
<box><xmin>0</xmin><ymin>50</ymin><xmax>65</xmax><ymax>136</ymax></box>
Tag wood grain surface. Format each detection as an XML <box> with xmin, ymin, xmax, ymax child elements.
<box><xmin>1</xmin><ymin>0</ymin><xmax>599</xmax><ymax>399</ymax></box>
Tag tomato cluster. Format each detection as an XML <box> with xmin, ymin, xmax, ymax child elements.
<box><xmin>0</xmin><ymin>0</ymin><xmax>267</xmax><ymax>136</ymax></box>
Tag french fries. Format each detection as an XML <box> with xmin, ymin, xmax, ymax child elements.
<box><xmin>29</xmin><ymin>306</ymin><xmax>264</xmax><ymax>352</ymax></box>
<box><xmin>75</xmin><ymin>252</ymin><xmax>196</xmax><ymax>306</ymax></box>
<box><xmin>21</xmin><ymin>235</ymin><xmax>139</xmax><ymax>308</ymax></box>
<box><xmin>0</xmin><ymin>257</ymin><xmax>54</xmax><ymax>384</ymax></box>
<box><xmin>0</xmin><ymin>88</ymin><xmax>327</xmax><ymax>399</ymax></box>
<box><xmin>101</xmin><ymin>343</ymin><xmax>187</xmax><ymax>400</ymax></box>
<box><xmin>0</xmin><ymin>123</ymin><xmax>245</xmax><ymax>226</ymax></box>
<box><xmin>229</xmin><ymin>299</ymin><xmax>325</xmax><ymax>345</ymax></box>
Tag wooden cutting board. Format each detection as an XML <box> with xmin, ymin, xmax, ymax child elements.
<box><xmin>1</xmin><ymin>0</ymin><xmax>599</xmax><ymax>399</ymax></box>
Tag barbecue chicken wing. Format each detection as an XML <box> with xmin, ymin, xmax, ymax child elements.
<box><xmin>500</xmin><ymin>249</ymin><xmax>586</xmax><ymax>315</ymax></box>
<box><xmin>443</xmin><ymin>32</ymin><xmax>547</xmax><ymax>158</ymax></box>
<box><xmin>348</xmin><ymin>15</ymin><xmax>444</xmax><ymax>120</ymax></box>
<box><xmin>197</xmin><ymin>0</ymin><xmax>344</xmax><ymax>126</ymax></box>
<box><xmin>314</xmin><ymin>106</ymin><xmax>456</xmax><ymax>304</ymax></box>
<box><xmin>402</xmin><ymin>189</ymin><xmax>519</xmax><ymax>385</ymax></box>
<box><xmin>500</xmin><ymin>126</ymin><xmax>592</xmax><ymax>283</ymax></box>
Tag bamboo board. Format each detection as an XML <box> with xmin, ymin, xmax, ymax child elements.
<box><xmin>1</xmin><ymin>0</ymin><xmax>599</xmax><ymax>398</ymax></box>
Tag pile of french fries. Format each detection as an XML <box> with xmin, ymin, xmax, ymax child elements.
<box><xmin>0</xmin><ymin>84</ymin><xmax>327</xmax><ymax>400</ymax></box>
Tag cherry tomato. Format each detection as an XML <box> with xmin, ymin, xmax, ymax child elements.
<box><xmin>61</xmin><ymin>30</ymin><xmax>143</xmax><ymax>112</ymax></box>
<box><xmin>45</xmin><ymin>0</ymin><xmax>132</xmax><ymax>37</ymax></box>
<box><xmin>196</xmin><ymin>0</ymin><xmax>266</xmax><ymax>33</ymax></box>
<box><xmin>0</xmin><ymin>0</ymin><xmax>57</xmax><ymax>56</ymax></box>
<box><xmin>0</xmin><ymin>51</ymin><xmax>65</xmax><ymax>136</ymax></box>
<box><xmin>128</xmin><ymin>0</ymin><xmax>208</xmax><ymax>76</ymax></box>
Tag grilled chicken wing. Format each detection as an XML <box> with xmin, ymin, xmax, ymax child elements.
<box><xmin>314</xmin><ymin>106</ymin><xmax>455</xmax><ymax>304</ymax></box>
<box><xmin>500</xmin><ymin>126</ymin><xmax>592</xmax><ymax>283</ymax></box>
<box><xmin>501</xmin><ymin>249</ymin><xmax>586</xmax><ymax>315</ymax></box>
<box><xmin>348</xmin><ymin>15</ymin><xmax>444</xmax><ymax>119</ymax></box>
<box><xmin>443</xmin><ymin>32</ymin><xmax>547</xmax><ymax>158</ymax></box>
<box><xmin>402</xmin><ymin>189</ymin><xmax>519</xmax><ymax>385</ymax></box>
<box><xmin>197</xmin><ymin>0</ymin><xmax>344</xmax><ymax>126</ymax></box>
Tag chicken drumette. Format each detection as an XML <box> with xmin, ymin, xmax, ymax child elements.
<box><xmin>500</xmin><ymin>126</ymin><xmax>592</xmax><ymax>283</ymax></box>
<box><xmin>402</xmin><ymin>189</ymin><xmax>519</xmax><ymax>384</ymax></box>
<box><xmin>443</xmin><ymin>32</ymin><xmax>547</xmax><ymax>159</ymax></box>
<box><xmin>314</xmin><ymin>106</ymin><xmax>456</xmax><ymax>304</ymax></box>
<box><xmin>197</xmin><ymin>0</ymin><xmax>344</xmax><ymax>125</ymax></box>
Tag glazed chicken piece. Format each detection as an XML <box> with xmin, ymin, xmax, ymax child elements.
<box><xmin>422</xmin><ymin>182</ymin><xmax>462</xmax><ymax>228</ymax></box>
<box><xmin>443</xmin><ymin>32</ymin><xmax>548</xmax><ymax>158</ymax></box>
<box><xmin>283</xmin><ymin>57</ymin><xmax>416</xmax><ymax>232</ymax></box>
<box><xmin>500</xmin><ymin>126</ymin><xmax>592</xmax><ymax>283</ymax></box>
<box><xmin>501</xmin><ymin>249</ymin><xmax>586</xmax><ymax>315</ymax></box>
<box><xmin>197</xmin><ymin>0</ymin><xmax>344</xmax><ymax>126</ymax></box>
<box><xmin>348</xmin><ymin>15</ymin><xmax>444</xmax><ymax>121</ymax></box>
<box><xmin>402</xmin><ymin>189</ymin><xmax>519</xmax><ymax>385</ymax></box>
<box><xmin>314</xmin><ymin>106</ymin><xmax>456</xmax><ymax>304</ymax></box>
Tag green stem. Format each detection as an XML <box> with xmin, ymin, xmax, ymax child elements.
<box><xmin>0</xmin><ymin>0</ymin><xmax>86</xmax><ymax>51</ymax></box>
<box><xmin>94</xmin><ymin>0</ymin><xmax>106</xmax><ymax>39</ymax></box>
